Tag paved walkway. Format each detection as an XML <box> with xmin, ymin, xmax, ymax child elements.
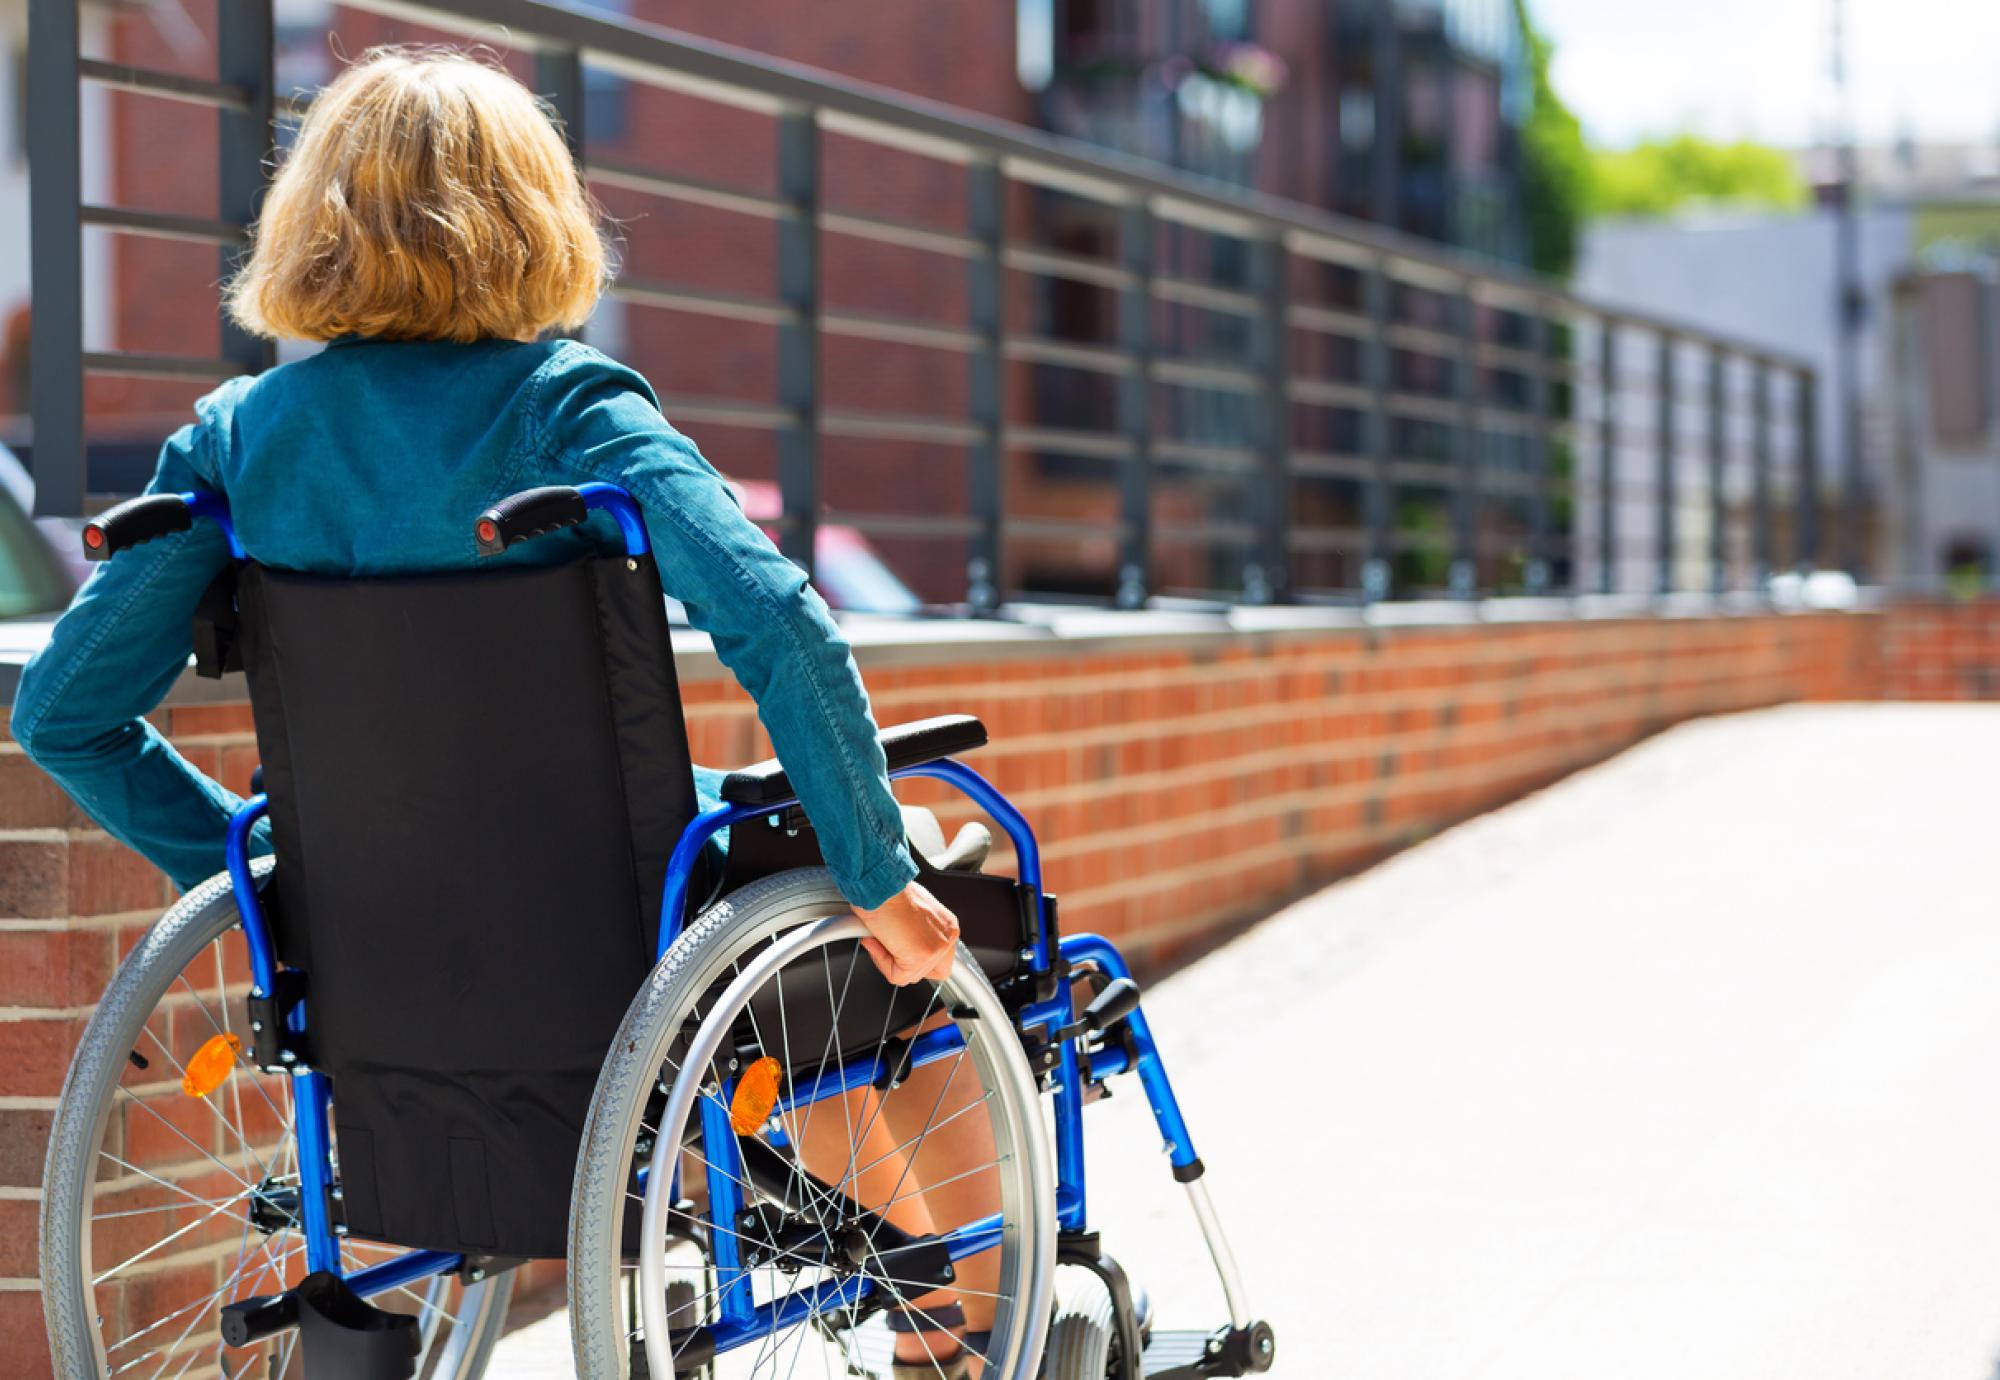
<box><xmin>494</xmin><ymin>703</ymin><xmax>2000</xmax><ymax>1378</ymax></box>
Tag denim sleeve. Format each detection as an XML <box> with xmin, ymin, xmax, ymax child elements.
<box><xmin>13</xmin><ymin>396</ymin><xmax>252</xmax><ymax>892</ymax></box>
<box><xmin>536</xmin><ymin>346</ymin><xmax>917</xmax><ymax>909</ymax></box>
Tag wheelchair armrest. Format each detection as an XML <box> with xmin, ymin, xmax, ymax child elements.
<box><xmin>719</xmin><ymin>714</ymin><xmax>989</xmax><ymax>807</ymax></box>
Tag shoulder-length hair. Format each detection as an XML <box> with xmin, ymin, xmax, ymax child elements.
<box><xmin>226</xmin><ymin>46</ymin><xmax>610</xmax><ymax>343</ymax></box>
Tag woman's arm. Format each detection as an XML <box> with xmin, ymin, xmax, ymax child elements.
<box><xmin>14</xmin><ymin>402</ymin><xmax>250</xmax><ymax>891</ymax></box>
<box><xmin>537</xmin><ymin>347</ymin><xmax>921</xmax><ymax>911</ymax></box>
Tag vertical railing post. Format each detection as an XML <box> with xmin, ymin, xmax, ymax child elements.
<box><xmin>1452</xmin><ymin>280</ymin><xmax>1479</xmax><ymax>597</ymax></box>
<box><xmin>1247</xmin><ymin>233</ymin><xmax>1290</xmax><ymax>604</ymax></box>
<box><xmin>217</xmin><ymin>0</ymin><xmax>275</xmax><ymax>378</ymax></box>
<box><xmin>1655</xmin><ymin>330</ymin><xmax>1676</xmax><ymax>596</ymax></box>
<box><xmin>775</xmin><ymin>108</ymin><xmax>820</xmax><ymax>579</ymax></box>
<box><xmin>1597</xmin><ymin>317</ymin><xmax>1616</xmax><ymax>594</ymax></box>
<box><xmin>1751</xmin><ymin>359</ymin><xmax>1773</xmax><ymax>586</ymax></box>
<box><xmin>964</xmin><ymin>158</ymin><xmax>1004</xmax><ymax>613</ymax></box>
<box><xmin>26</xmin><ymin>0</ymin><xmax>84</xmax><ymax>516</ymax></box>
<box><xmin>536</xmin><ymin>45</ymin><xmax>585</xmax><ymax>154</ymax></box>
<box><xmin>1362</xmin><ymin>255</ymin><xmax>1395</xmax><ymax>602</ymax></box>
<box><xmin>1707</xmin><ymin>345</ymin><xmax>1726</xmax><ymax>594</ymax></box>
<box><xmin>1115</xmin><ymin>203</ymin><xmax>1155</xmax><ymax>609</ymax></box>
<box><xmin>1525</xmin><ymin>305</ymin><xmax>1552</xmax><ymax>595</ymax></box>
<box><xmin>1797</xmin><ymin>366</ymin><xmax>1820</xmax><ymax>570</ymax></box>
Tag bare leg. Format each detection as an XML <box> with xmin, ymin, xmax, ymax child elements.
<box><xmin>877</xmin><ymin>1016</ymin><xmax>1003</xmax><ymax>1363</ymax></box>
<box><xmin>791</xmin><ymin>1084</ymin><xmax>972</xmax><ymax>1369</ymax></box>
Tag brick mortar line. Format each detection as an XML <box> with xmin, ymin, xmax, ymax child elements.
<box><xmin>1031</xmin><ymin>713</ymin><xmax>1691</xmax><ymax>866</ymax></box>
<box><xmin>0</xmin><ymin>1003</ymin><xmax>95</xmax><ymax>1022</ymax></box>
<box><xmin>946</xmin><ymin>670</ymin><xmax>1802</xmax><ymax>822</ymax></box>
<box><xmin>679</xmin><ymin>645</ymin><xmax>1835</xmax><ymax>758</ymax></box>
<box><xmin>0</xmin><ymin>909</ymin><xmax>173</xmax><ymax>932</ymax></box>
<box><xmin>1053</xmin><ymin>744</ymin><xmax>1673</xmax><ymax>913</ymax></box>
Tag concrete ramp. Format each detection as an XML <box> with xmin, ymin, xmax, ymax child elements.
<box><xmin>1086</xmin><ymin>703</ymin><xmax>2000</xmax><ymax>1379</ymax></box>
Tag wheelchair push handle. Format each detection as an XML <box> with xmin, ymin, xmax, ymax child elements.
<box><xmin>82</xmin><ymin>492</ymin><xmax>242</xmax><ymax>561</ymax></box>
<box><xmin>474</xmin><ymin>482</ymin><xmax>649</xmax><ymax>559</ymax></box>
<box><xmin>82</xmin><ymin>494</ymin><xmax>195</xmax><ymax>560</ymax></box>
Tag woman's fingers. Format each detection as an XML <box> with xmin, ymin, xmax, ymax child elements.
<box><xmin>853</xmin><ymin>883</ymin><xmax>960</xmax><ymax>987</ymax></box>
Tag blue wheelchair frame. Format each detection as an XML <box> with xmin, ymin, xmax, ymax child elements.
<box><xmin>174</xmin><ymin>483</ymin><xmax>1205</xmax><ymax>1357</ymax></box>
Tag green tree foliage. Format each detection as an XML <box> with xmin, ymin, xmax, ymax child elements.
<box><xmin>1589</xmin><ymin>135</ymin><xmax>1809</xmax><ymax>218</ymax></box>
<box><xmin>1514</xmin><ymin>0</ymin><xmax>1590</xmax><ymax>278</ymax></box>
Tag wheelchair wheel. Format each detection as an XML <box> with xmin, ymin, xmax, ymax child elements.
<box><xmin>1044</xmin><ymin>1269</ymin><xmax>1116</xmax><ymax>1379</ymax></box>
<box><xmin>39</xmin><ymin>863</ymin><xmax>513</xmax><ymax>1380</ymax></box>
<box><xmin>569</xmin><ymin>868</ymin><xmax>1056</xmax><ymax>1379</ymax></box>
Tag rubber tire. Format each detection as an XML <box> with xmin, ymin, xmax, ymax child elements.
<box><xmin>38</xmin><ymin>862</ymin><xmax>511</xmax><ymax>1380</ymax></box>
<box><xmin>1044</xmin><ymin>1268</ymin><xmax>1117</xmax><ymax>1380</ymax></box>
<box><xmin>567</xmin><ymin>867</ymin><xmax>1054</xmax><ymax>1379</ymax></box>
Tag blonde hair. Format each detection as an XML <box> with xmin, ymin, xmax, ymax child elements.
<box><xmin>226</xmin><ymin>46</ymin><xmax>609</xmax><ymax>343</ymax></box>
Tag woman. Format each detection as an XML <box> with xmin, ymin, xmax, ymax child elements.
<box><xmin>16</xmin><ymin>46</ymin><xmax>988</xmax><ymax>1378</ymax></box>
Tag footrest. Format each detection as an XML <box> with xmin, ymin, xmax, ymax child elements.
<box><xmin>1143</xmin><ymin>1321</ymin><xmax>1277</xmax><ymax>1378</ymax></box>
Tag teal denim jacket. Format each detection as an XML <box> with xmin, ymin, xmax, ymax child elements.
<box><xmin>12</xmin><ymin>336</ymin><xmax>918</xmax><ymax>908</ymax></box>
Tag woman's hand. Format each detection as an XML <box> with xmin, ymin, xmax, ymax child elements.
<box><xmin>853</xmin><ymin>881</ymin><xmax>960</xmax><ymax>985</ymax></box>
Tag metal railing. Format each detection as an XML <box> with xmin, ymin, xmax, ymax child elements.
<box><xmin>28</xmin><ymin>0</ymin><xmax>1830</xmax><ymax>608</ymax></box>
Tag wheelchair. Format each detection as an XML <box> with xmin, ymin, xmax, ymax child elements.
<box><xmin>38</xmin><ymin>481</ymin><xmax>1276</xmax><ymax>1380</ymax></box>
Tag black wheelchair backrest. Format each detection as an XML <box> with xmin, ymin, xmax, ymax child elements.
<box><xmin>235</xmin><ymin>552</ymin><xmax>698</xmax><ymax>1258</ymax></box>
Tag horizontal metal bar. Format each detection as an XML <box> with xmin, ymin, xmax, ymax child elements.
<box><xmin>1149</xmin><ymin>192</ymin><xmax>1261</xmax><ymax>238</ymax></box>
<box><xmin>80</xmin><ymin>205</ymin><xmax>244</xmax><ymax>245</ymax></box>
<box><xmin>1002</xmin><ymin>335</ymin><xmax>1136</xmax><ymax>375</ymax></box>
<box><xmin>608</xmin><ymin>276</ymin><xmax>798</xmax><ymax>326</ymax></box>
<box><xmin>820</xmin><ymin>106</ymin><xmax>977</xmax><ymax>165</ymax></box>
<box><xmin>584</xmin><ymin>157</ymin><xmax>792</xmax><ymax>219</ymax></box>
<box><xmin>1151</xmin><ymin>356</ymin><xmax>1259</xmax><ymax>393</ymax></box>
<box><xmin>1288</xmin><ymin>303</ymin><xmax>1371</xmax><ymax>338</ymax></box>
<box><xmin>656</xmin><ymin>394</ymin><xmax>793</xmax><ymax>429</ymax></box>
<box><xmin>1152</xmin><ymin>275</ymin><xmax>1258</xmax><ymax>316</ymax></box>
<box><xmin>822</xmin><ymin>509</ymin><xmax>982</xmax><ymax>538</ymax></box>
<box><xmin>1002</xmin><ymin>245</ymin><xmax>1135</xmax><ymax>291</ymax></box>
<box><xmin>1002</xmin><ymin>514</ymin><xmax>1134</xmax><ymax>541</ymax></box>
<box><xmin>1000</xmin><ymin>154</ymin><xmax>1136</xmax><ymax>205</ymax></box>
<box><xmin>1391</xmin><ymin>530</ymin><xmax>1455</xmax><ymax>553</ymax></box>
<box><xmin>1002</xmin><ymin>426</ymin><xmax>1134</xmax><ymax>459</ymax></box>
<box><xmin>1387</xmin><ymin>460</ymin><xmax>1459</xmax><ymax>488</ymax></box>
<box><xmin>820</xmin><ymin>309</ymin><xmax>980</xmax><ymax>353</ymax></box>
<box><xmin>1290</xmin><ymin>450</ymin><xmax>1374</xmax><ymax>479</ymax></box>
<box><xmin>818</xmin><ymin>209</ymin><xmax>978</xmax><ymax>258</ymax></box>
<box><xmin>1154</xmin><ymin>439</ymin><xmax>1257</xmax><ymax>470</ymax></box>
<box><xmin>78</xmin><ymin>58</ymin><xmax>252</xmax><ymax>110</ymax></box>
<box><xmin>1387</xmin><ymin>392</ymin><xmax>1461</xmax><ymax>423</ymax></box>
<box><xmin>1288</xmin><ymin>377</ymin><xmax>1371</xmax><ymax>410</ymax></box>
<box><xmin>83</xmin><ymin>351</ymin><xmax>249</xmax><ymax>381</ymax></box>
<box><xmin>1156</xmin><ymin>519</ymin><xmax>1258</xmax><ymax>544</ymax></box>
<box><xmin>820</xmin><ymin>409</ymin><xmax>982</xmax><ymax>444</ymax></box>
<box><xmin>1386</xmin><ymin>321</ymin><xmax>1460</xmax><ymax>356</ymax></box>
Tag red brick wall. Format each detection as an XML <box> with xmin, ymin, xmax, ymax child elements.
<box><xmin>1880</xmin><ymin>599</ymin><xmax>2000</xmax><ymax>701</ymax></box>
<box><xmin>6</xmin><ymin>599</ymin><xmax>1991</xmax><ymax>1369</ymax></box>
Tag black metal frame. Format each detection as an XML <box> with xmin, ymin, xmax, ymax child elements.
<box><xmin>26</xmin><ymin>0</ymin><xmax>1827</xmax><ymax>604</ymax></box>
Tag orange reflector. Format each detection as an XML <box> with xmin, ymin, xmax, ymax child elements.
<box><xmin>730</xmin><ymin>1056</ymin><xmax>783</xmax><ymax>1135</ymax></box>
<box><xmin>181</xmin><ymin>1033</ymin><xmax>242</xmax><ymax>1098</ymax></box>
